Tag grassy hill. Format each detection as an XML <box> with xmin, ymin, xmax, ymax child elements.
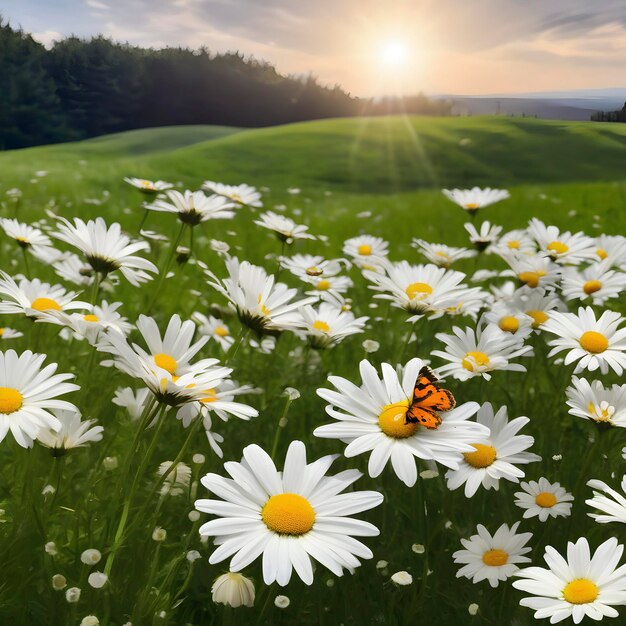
<box><xmin>1</xmin><ymin>116</ymin><xmax>625</xmax><ymax>246</ymax></box>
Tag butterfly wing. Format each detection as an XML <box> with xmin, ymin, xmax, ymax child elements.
<box><xmin>404</xmin><ymin>366</ymin><xmax>456</xmax><ymax>429</ymax></box>
<box><xmin>405</xmin><ymin>404</ymin><xmax>441</xmax><ymax>429</ymax></box>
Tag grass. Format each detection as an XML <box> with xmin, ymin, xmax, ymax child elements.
<box><xmin>0</xmin><ymin>115</ymin><xmax>625</xmax><ymax>625</ymax></box>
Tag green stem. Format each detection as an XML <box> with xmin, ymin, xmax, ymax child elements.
<box><xmin>270</xmin><ymin>395</ymin><xmax>293</xmax><ymax>460</ymax></box>
<box><xmin>21</xmin><ymin>247</ymin><xmax>31</xmax><ymax>279</ymax></box>
<box><xmin>90</xmin><ymin>272</ymin><xmax>102</xmax><ymax>306</ymax></box>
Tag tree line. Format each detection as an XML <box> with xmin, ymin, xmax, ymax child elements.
<box><xmin>0</xmin><ymin>19</ymin><xmax>452</xmax><ymax>150</ymax></box>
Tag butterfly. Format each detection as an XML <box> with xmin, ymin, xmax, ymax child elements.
<box><xmin>405</xmin><ymin>366</ymin><xmax>456</xmax><ymax>429</ymax></box>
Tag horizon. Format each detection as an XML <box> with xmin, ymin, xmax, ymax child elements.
<box><xmin>4</xmin><ymin>0</ymin><xmax>626</xmax><ymax>98</ymax></box>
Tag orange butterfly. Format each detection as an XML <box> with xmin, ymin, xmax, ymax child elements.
<box><xmin>405</xmin><ymin>366</ymin><xmax>456</xmax><ymax>429</ymax></box>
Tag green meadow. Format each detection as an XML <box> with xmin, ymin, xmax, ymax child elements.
<box><xmin>1</xmin><ymin>115</ymin><xmax>625</xmax><ymax>625</ymax></box>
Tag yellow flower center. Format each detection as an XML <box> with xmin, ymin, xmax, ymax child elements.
<box><xmin>213</xmin><ymin>326</ymin><xmax>229</xmax><ymax>337</ymax></box>
<box><xmin>596</xmin><ymin>248</ymin><xmax>608</xmax><ymax>260</ymax></box>
<box><xmin>587</xmin><ymin>402</ymin><xmax>612</xmax><ymax>421</ymax></box>
<box><xmin>547</xmin><ymin>241</ymin><xmax>569</xmax><ymax>255</ymax></box>
<box><xmin>482</xmin><ymin>549</ymin><xmax>508</xmax><ymax>567</ymax></box>
<box><xmin>405</xmin><ymin>282</ymin><xmax>433</xmax><ymax>300</ymax></box>
<box><xmin>357</xmin><ymin>244</ymin><xmax>372</xmax><ymax>255</ymax></box>
<box><xmin>0</xmin><ymin>328</ymin><xmax>4</xmax><ymax>336</ymax></box>
<box><xmin>154</xmin><ymin>353</ymin><xmax>178</xmax><ymax>374</ymax></box>
<box><xmin>583</xmin><ymin>280</ymin><xmax>602</xmax><ymax>295</ymax></box>
<box><xmin>535</xmin><ymin>492</ymin><xmax>557</xmax><ymax>508</ymax></box>
<box><xmin>562</xmin><ymin>579</ymin><xmax>599</xmax><ymax>605</ymax></box>
<box><xmin>261</xmin><ymin>493</ymin><xmax>315</xmax><ymax>535</ymax></box>
<box><xmin>316</xmin><ymin>280</ymin><xmax>331</xmax><ymax>291</ymax></box>
<box><xmin>461</xmin><ymin>351</ymin><xmax>490</xmax><ymax>372</ymax></box>
<box><xmin>0</xmin><ymin>387</ymin><xmax>23</xmax><ymax>414</ymax></box>
<box><xmin>200</xmin><ymin>388</ymin><xmax>217</xmax><ymax>403</ymax></box>
<box><xmin>306</xmin><ymin>266</ymin><xmax>322</xmax><ymax>276</ymax></box>
<box><xmin>312</xmin><ymin>320</ymin><xmax>330</xmax><ymax>333</ymax></box>
<box><xmin>31</xmin><ymin>297</ymin><xmax>62</xmax><ymax>311</ymax></box>
<box><xmin>507</xmin><ymin>240</ymin><xmax>520</xmax><ymax>249</ymax></box>
<box><xmin>499</xmin><ymin>316</ymin><xmax>519</xmax><ymax>333</ymax></box>
<box><xmin>15</xmin><ymin>236</ymin><xmax>29</xmax><ymax>244</ymax></box>
<box><xmin>464</xmin><ymin>444</ymin><xmax>497</xmax><ymax>468</ymax></box>
<box><xmin>83</xmin><ymin>314</ymin><xmax>99</xmax><ymax>322</ymax></box>
<box><xmin>518</xmin><ymin>271</ymin><xmax>546</xmax><ymax>288</ymax></box>
<box><xmin>579</xmin><ymin>331</ymin><xmax>608</xmax><ymax>354</ymax></box>
<box><xmin>464</xmin><ymin>202</ymin><xmax>480</xmax><ymax>209</ymax></box>
<box><xmin>378</xmin><ymin>400</ymin><xmax>418</xmax><ymax>439</ymax></box>
<box><xmin>526</xmin><ymin>309</ymin><xmax>548</xmax><ymax>329</ymax></box>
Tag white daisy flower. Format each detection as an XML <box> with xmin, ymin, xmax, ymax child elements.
<box><xmin>483</xmin><ymin>302</ymin><xmax>534</xmax><ymax>339</ymax></box>
<box><xmin>513</xmin><ymin>537</ymin><xmax>626</xmax><ymax>624</ymax></box>
<box><xmin>0</xmin><ymin>273</ymin><xmax>88</xmax><ymax>320</ymax></box>
<box><xmin>586</xmin><ymin>477</ymin><xmax>626</xmax><ymax>524</ymax></box>
<box><xmin>442</xmin><ymin>187</ymin><xmax>510</xmax><ymax>215</ymax></box>
<box><xmin>0</xmin><ymin>327</ymin><xmax>23</xmax><ymax>340</ymax></box>
<box><xmin>508</xmin><ymin>286</ymin><xmax>566</xmax><ymax>331</ymax></box>
<box><xmin>53</xmin><ymin>217</ymin><xmax>157</xmax><ymax>286</ymax></box>
<box><xmin>147</xmin><ymin>190</ymin><xmax>236</xmax><ymax>226</ymax></box>
<box><xmin>445</xmin><ymin>403</ymin><xmax>540</xmax><ymax>497</ymax></box>
<box><xmin>594</xmin><ymin>235</ymin><xmax>626</xmax><ymax>269</ymax></box>
<box><xmin>412</xmin><ymin>240</ymin><xmax>476</xmax><ymax>268</ymax></box>
<box><xmin>453</xmin><ymin>522</ymin><xmax>532</xmax><ymax>587</ymax></box>
<box><xmin>491</xmin><ymin>229</ymin><xmax>536</xmax><ymax>257</ymax></box>
<box><xmin>191</xmin><ymin>313</ymin><xmax>234</xmax><ymax>351</ymax></box>
<box><xmin>37</xmin><ymin>409</ymin><xmax>103</xmax><ymax>453</ymax></box>
<box><xmin>433</xmin><ymin>322</ymin><xmax>533</xmax><ymax>381</ymax></box>
<box><xmin>195</xmin><ymin>440</ymin><xmax>383</xmax><ymax>585</ymax></box>
<box><xmin>0</xmin><ymin>218</ymin><xmax>53</xmax><ymax>252</ymax></box>
<box><xmin>565</xmin><ymin>377</ymin><xmax>626</xmax><ymax>426</ymax></box>
<box><xmin>464</xmin><ymin>221</ymin><xmax>503</xmax><ymax>252</ymax></box>
<box><xmin>502</xmin><ymin>253</ymin><xmax>562</xmax><ymax>290</ymax></box>
<box><xmin>280</xmin><ymin>254</ymin><xmax>348</xmax><ymax>280</ymax></box>
<box><xmin>202</xmin><ymin>181</ymin><xmax>262</xmax><ymax>207</ymax></box>
<box><xmin>561</xmin><ymin>261</ymin><xmax>626</xmax><ymax>305</ymax></box>
<box><xmin>314</xmin><ymin>358</ymin><xmax>485</xmax><ymax>487</ymax></box>
<box><xmin>112</xmin><ymin>386</ymin><xmax>152</xmax><ymax>421</ymax></box>
<box><xmin>123</xmin><ymin>177</ymin><xmax>173</xmax><ymax>194</ymax></box>
<box><xmin>254</xmin><ymin>211</ymin><xmax>315</xmax><ymax>242</ymax></box>
<box><xmin>211</xmin><ymin>572</ymin><xmax>255</xmax><ymax>608</ymax></box>
<box><xmin>543</xmin><ymin>307</ymin><xmax>626</xmax><ymax>375</ymax></box>
<box><xmin>343</xmin><ymin>236</ymin><xmax>389</xmax><ymax>269</ymax></box>
<box><xmin>0</xmin><ymin>350</ymin><xmax>79</xmax><ymax>448</ymax></box>
<box><xmin>527</xmin><ymin>218</ymin><xmax>596</xmax><ymax>265</ymax></box>
<box><xmin>53</xmin><ymin>253</ymin><xmax>96</xmax><ymax>287</ymax></box>
<box><xmin>304</xmin><ymin>275</ymin><xmax>353</xmax><ymax>299</ymax></box>
<box><xmin>363</xmin><ymin>262</ymin><xmax>483</xmax><ymax>319</ymax></box>
<box><xmin>296</xmin><ymin>303</ymin><xmax>368</xmax><ymax>349</ymax></box>
<box><xmin>157</xmin><ymin>461</ymin><xmax>192</xmax><ymax>496</ymax></box>
<box><xmin>205</xmin><ymin>257</ymin><xmax>316</xmax><ymax>334</ymax></box>
<box><xmin>514</xmin><ymin>478</ymin><xmax>574</xmax><ymax>521</ymax></box>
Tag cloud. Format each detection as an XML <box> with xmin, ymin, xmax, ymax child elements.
<box><xmin>85</xmin><ymin>0</ymin><xmax>109</xmax><ymax>10</ymax></box>
<box><xmin>31</xmin><ymin>30</ymin><xmax>62</xmax><ymax>48</ymax></box>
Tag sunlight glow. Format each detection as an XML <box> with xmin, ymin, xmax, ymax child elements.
<box><xmin>379</xmin><ymin>39</ymin><xmax>410</xmax><ymax>67</ymax></box>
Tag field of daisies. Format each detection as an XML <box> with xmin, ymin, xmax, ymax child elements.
<box><xmin>1</xmin><ymin>158</ymin><xmax>626</xmax><ymax>626</ymax></box>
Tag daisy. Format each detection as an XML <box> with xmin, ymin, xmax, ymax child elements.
<box><xmin>195</xmin><ymin>440</ymin><xmax>383</xmax><ymax>585</ymax></box>
<box><xmin>296</xmin><ymin>303</ymin><xmax>368</xmax><ymax>349</ymax></box>
<box><xmin>157</xmin><ymin>461</ymin><xmax>192</xmax><ymax>496</ymax></box>
<box><xmin>433</xmin><ymin>322</ymin><xmax>533</xmax><ymax>381</ymax></box>
<box><xmin>594</xmin><ymin>235</ymin><xmax>626</xmax><ymax>269</ymax></box>
<box><xmin>411</xmin><ymin>240</ymin><xmax>476</xmax><ymax>268</ymax></box>
<box><xmin>483</xmin><ymin>302</ymin><xmax>534</xmax><ymax>340</ymax></box>
<box><xmin>453</xmin><ymin>522</ymin><xmax>532</xmax><ymax>587</ymax></box>
<box><xmin>280</xmin><ymin>254</ymin><xmax>348</xmax><ymax>281</ymax></box>
<box><xmin>508</xmin><ymin>286</ymin><xmax>566</xmax><ymax>331</ymax></box>
<box><xmin>0</xmin><ymin>218</ymin><xmax>53</xmax><ymax>252</ymax></box>
<box><xmin>363</xmin><ymin>261</ymin><xmax>483</xmax><ymax>319</ymax></box>
<box><xmin>304</xmin><ymin>275</ymin><xmax>353</xmax><ymax>299</ymax></box>
<box><xmin>565</xmin><ymin>377</ymin><xmax>626</xmax><ymax>426</ymax></box>
<box><xmin>314</xmin><ymin>358</ymin><xmax>486</xmax><ymax>487</ymax></box>
<box><xmin>211</xmin><ymin>572</ymin><xmax>255</xmax><ymax>608</ymax></box>
<box><xmin>491</xmin><ymin>229</ymin><xmax>536</xmax><ymax>257</ymax></box>
<box><xmin>445</xmin><ymin>403</ymin><xmax>540</xmax><ymax>497</ymax></box>
<box><xmin>254</xmin><ymin>211</ymin><xmax>315</xmax><ymax>242</ymax></box>
<box><xmin>527</xmin><ymin>218</ymin><xmax>596</xmax><ymax>265</ymax></box>
<box><xmin>53</xmin><ymin>217</ymin><xmax>157</xmax><ymax>286</ymax></box>
<box><xmin>123</xmin><ymin>177</ymin><xmax>173</xmax><ymax>194</ymax></box>
<box><xmin>205</xmin><ymin>257</ymin><xmax>316</xmax><ymax>335</ymax></box>
<box><xmin>147</xmin><ymin>190</ymin><xmax>236</xmax><ymax>226</ymax></box>
<box><xmin>561</xmin><ymin>261</ymin><xmax>626</xmax><ymax>305</ymax></box>
<box><xmin>513</xmin><ymin>537</ymin><xmax>626</xmax><ymax>624</ymax></box>
<box><xmin>442</xmin><ymin>187</ymin><xmax>510</xmax><ymax>215</ymax></box>
<box><xmin>0</xmin><ymin>350</ymin><xmax>79</xmax><ymax>448</ymax></box>
<box><xmin>586</xmin><ymin>477</ymin><xmax>626</xmax><ymax>524</ymax></box>
<box><xmin>37</xmin><ymin>409</ymin><xmax>103</xmax><ymax>453</ymax></box>
<box><xmin>0</xmin><ymin>327</ymin><xmax>23</xmax><ymax>340</ymax></box>
<box><xmin>503</xmin><ymin>253</ymin><xmax>562</xmax><ymax>290</ymax></box>
<box><xmin>0</xmin><ymin>273</ymin><xmax>88</xmax><ymax>320</ymax></box>
<box><xmin>191</xmin><ymin>312</ymin><xmax>234</xmax><ymax>351</ymax></box>
<box><xmin>343</xmin><ymin>236</ymin><xmax>389</xmax><ymax>269</ymax></box>
<box><xmin>112</xmin><ymin>387</ymin><xmax>152</xmax><ymax>421</ymax></box>
<box><xmin>543</xmin><ymin>307</ymin><xmax>626</xmax><ymax>375</ymax></box>
<box><xmin>514</xmin><ymin>478</ymin><xmax>574</xmax><ymax>521</ymax></box>
<box><xmin>202</xmin><ymin>181</ymin><xmax>262</xmax><ymax>207</ymax></box>
<box><xmin>53</xmin><ymin>253</ymin><xmax>96</xmax><ymax>287</ymax></box>
<box><xmin>464</xmin><ymin>221</ymin><xmax>502</xmax><ymax>251</ymax></box>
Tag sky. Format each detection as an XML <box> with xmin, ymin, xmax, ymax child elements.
<box><xmin>4</xmin><ymin>0</ymin><xmax>626</xmax><ymax>96</ymax></box>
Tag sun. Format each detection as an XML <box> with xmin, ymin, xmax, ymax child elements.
<box><xmin>379</xmin><ymin>39</ymin><xmax>410</xmax><ymax>67</ymax></box>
